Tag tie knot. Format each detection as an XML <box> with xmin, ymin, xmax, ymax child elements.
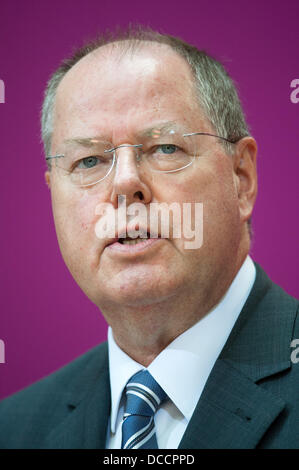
<box><xmin>124</xmin><ymin>370</ymin><xmax>167</xmax><ymax>418</ymax></box>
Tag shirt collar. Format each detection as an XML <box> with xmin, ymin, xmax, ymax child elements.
<box><xmin>108</xmin><ymin>255</ymin><xmax>256</xmax><ymax>432</ymax></box>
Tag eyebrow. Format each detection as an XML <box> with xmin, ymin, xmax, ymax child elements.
<box><xmin>62</xmin><ymin>121</ymin><xmax>180</xmax><ymax>147</ymax></box>
<box><xmin>136</xmin><ymin>121</ymin><xmax>179</xmax><ymax>139</ymax></box>
<box><xmin>63</xmin><ymin>136</ymin><xmax>110</xmax><ymax>147</ymax></box>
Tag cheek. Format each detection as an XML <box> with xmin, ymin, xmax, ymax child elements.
<box><xmin>159</xmin><ymin>158</ymin><xmax>238</xmax><ymax>234</ymax></box>
<box><xmin>153</xmin><ymin>167</ymin><xmax>211</xmax><ymax>209</ymax></box>
<box><xmin>199</xmin><ymin>162</ymin><xmax>241</xmax><ymax>248</ymax></box>
<box><xmin>76</xmin><ymin>190</ymin><xmax>102</xmax><ymax>231</ymax></box>
<box><xmin>51</xmin><ymin>186</ymin><xmax>104</xmax><ymax>256</ymax></box>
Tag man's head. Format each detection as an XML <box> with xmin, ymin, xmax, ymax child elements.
<box><xmin>42</xmin><ymin>28</ymin><xmax>257</xmax><ymax>340</ymax></box>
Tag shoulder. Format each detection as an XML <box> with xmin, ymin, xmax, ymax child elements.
<box><xmin>254</xmin><ymin>262</ymin><xmax>299</xmax><ymax>337</ymax></box>
<box><xmin>0</xmin><ymin>341</ymin><xmax>108</xmax><ymax>448</ymax></box>
<box><xmin>241</xmin><ymin>261</ymin><xmax>298</xmax><ymax>337</ymax></box>
<box><xmin>217</xmin><ymin>263</ymin><xmax>299</xmax><ymax>448</ymax></box>
<box><xmin>0</xmin><ymin>341</ymin><xmax>108</xmax><ymax>406</ymax></box>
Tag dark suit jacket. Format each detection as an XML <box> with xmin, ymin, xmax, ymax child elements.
<box><xmin>0</xmin><ymin>263</ymin><xmax>298</xmax><ymax>449</ymax></box>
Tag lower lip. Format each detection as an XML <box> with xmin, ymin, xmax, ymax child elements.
<box><xmin>107</xmin><ymin>238</ymin><xmax>162</xmax><ymax>253</ymax></box>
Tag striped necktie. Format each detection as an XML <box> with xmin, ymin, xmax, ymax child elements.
<box><xmin>121</xmin><ymin>370</ymin><xmax>168</xmax><ymax>449</ymax></box>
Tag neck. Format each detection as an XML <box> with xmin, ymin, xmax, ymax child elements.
<box><xmin>102</xmin><ymin>252</ymin><xmax>248</xmax><ymax>366</ymax></box>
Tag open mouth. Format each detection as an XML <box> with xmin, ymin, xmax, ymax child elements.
<box><xmin>107</xmin><ymin>230</ymin><xmax>161</xmax><ymax>255</ymax></box>
<box><xmin>106</xmin><ymin>232</ymin><xmax>162</xmax><ymax>254</ymax></box>
<box><xmin>118</xmin><ymin>233</ymin><xmax>151</xmax><ymax>245</ymax></box>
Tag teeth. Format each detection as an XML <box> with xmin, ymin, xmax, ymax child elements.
<box><xmin>121</xmin><ymin>238</ymin><xmax>148</xmax><ymax>245</ymax></box>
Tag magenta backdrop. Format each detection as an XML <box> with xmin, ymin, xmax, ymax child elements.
<box><xmin>0</xmin><ymin>0</ymin><xmax>298</xmax><ymax>399</ymax></box>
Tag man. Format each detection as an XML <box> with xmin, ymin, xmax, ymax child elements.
<box><xmin>0</xmin><ymin>27</ymin><xmax>298</xmax><ymax>449</ymax></box>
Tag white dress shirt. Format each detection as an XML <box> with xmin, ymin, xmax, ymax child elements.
<box><xmin>106</xmin><ymin>255</ymin><xmax>256</xmax><ymax>449</ymax></box>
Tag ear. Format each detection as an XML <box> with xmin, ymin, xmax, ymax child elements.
<box><xmin>45</xmin><ymin>170</ymin><xmax>51</xmax><ymax>189</ymax></box>
<box><xmin>232</xmin><ymin>136</ymin><xmax>258</xmax><ymax>224</ymax></box>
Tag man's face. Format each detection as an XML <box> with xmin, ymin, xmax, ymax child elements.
<box><xmin>48</xmin><ymin>44</ymin><xmax>244</xmax><ymax>316</ymax></box>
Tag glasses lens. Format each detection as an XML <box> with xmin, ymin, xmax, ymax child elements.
<box><xmin>55</xmin><ymin>139</ymin><xmax>114</xmax><ymax>186</ymax></box>
<box><xmin>143</xmin><ymin>127</ymin><xmax>195</xmax><ymax>173</ymax></box>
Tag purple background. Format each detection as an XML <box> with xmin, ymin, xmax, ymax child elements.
<box><xmin>0</xmin><ymin>0</ymin><xmax>298</xmax><ymax>400</ymax></box>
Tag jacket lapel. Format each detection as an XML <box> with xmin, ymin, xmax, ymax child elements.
<box><xmin>179</xmin><ymin>263</ymin><xmax>297</xmax><ymax>449</ymax></box>
<box><xmin>178</xmin><ymin>358</ymin><xmax>285</xmax><ymax>449</ymax></box>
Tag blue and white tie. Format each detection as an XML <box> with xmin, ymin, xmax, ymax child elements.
<box><xmin>121</xmin><ymin>370</ymin><xmax>168</xmax><ymax>449</ymax></box>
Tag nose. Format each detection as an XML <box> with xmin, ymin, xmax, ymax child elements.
<box><xmin>110</xmin><ymin>145</ymin><xmax>152</xmax><ymax>207</ymax></box>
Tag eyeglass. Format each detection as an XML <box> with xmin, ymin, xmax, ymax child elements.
<box><xmin>46</xmin><ymin>125</ymin><xmax>237</xmax><ymax>188</ymax></box>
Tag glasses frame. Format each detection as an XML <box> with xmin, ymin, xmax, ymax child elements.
<box><xmin>46</xmin><ymin>132</ymin><xmax>239</xmax><ymax>187</ymax></box>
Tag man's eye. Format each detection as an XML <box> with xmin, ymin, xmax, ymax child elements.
<box><xmin>157</xmin><ymin>144</ymin><xmax>178</xmax><ymax>155</ymax></box>
<box><xmin>77</xmin><ymin>156</ymin><xmax>101</xmax><ymax>169</ymax></box>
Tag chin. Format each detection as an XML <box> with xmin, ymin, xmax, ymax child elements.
<box><xmin>95</xmin><ymin>275</ymin><xmax>179</xmax><ymax>309</ymax></box>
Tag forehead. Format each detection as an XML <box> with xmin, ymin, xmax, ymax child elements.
<box><xmin>53</xmin><ymin>42</ymin><xmax>208</xmax><ymax>145</ymax></box>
